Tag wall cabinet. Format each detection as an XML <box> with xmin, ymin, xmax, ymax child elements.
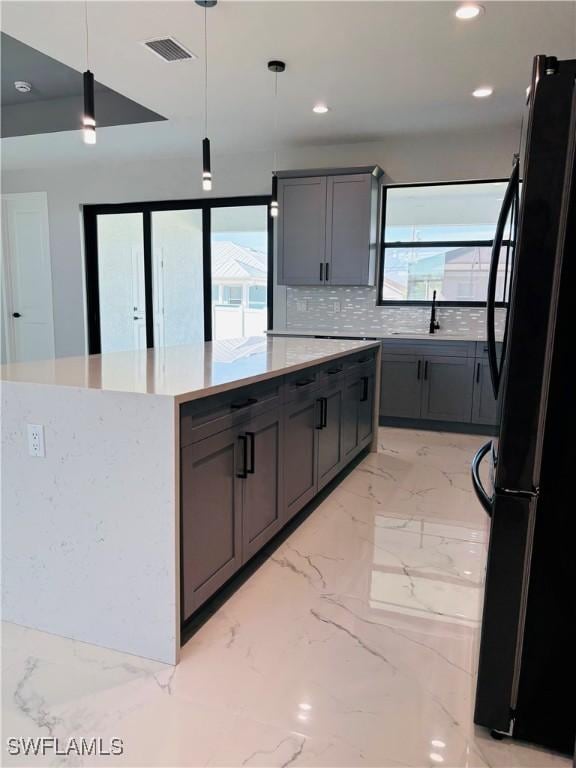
<box><xmin>277</xmin><ymin>167</ymin><xmax>382</xmax><ymax>287</ymax></box>
<box><xmin>181</xmin><ymin>350</ymin><xmax>378</xmax><ymax>622</ymax></box>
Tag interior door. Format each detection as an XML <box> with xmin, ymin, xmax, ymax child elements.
<box><xmin>1</xmin><ymin>192</ymin><xmax>55</xmax><ymax>363</ymax></box>
<box><xmin>97</xmin><ymin>213</ymin><xmax>147</xmax><ymax>353</ymax></box>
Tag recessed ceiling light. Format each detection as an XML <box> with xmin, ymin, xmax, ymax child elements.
<box><xmin>472</xmin><ymin>86</ymin><xmax>493</xmax><ymax>98</ymax></box>
<box><xmin>455</xmin><ymin>3</ymin><xmax>484</xmax><ymax>20</ymax></box>
<box><xmin>14</xmin><ymin>80</ymin><xmax>32</xmax><ymax>93</ymax></box>
<box><xmin>431</xmin><ymin>740</ymin><xmax>446</xmax><ymax>749</ymax></box>
<box><xmin>430</xmin><ymin>754</ymin><xmax>445</xmax><ymax>764</ymax></box>
<box><xmin>313</xmin><ymin>103</ymin><xmax>330</xmax><ymax>114</ymax></box>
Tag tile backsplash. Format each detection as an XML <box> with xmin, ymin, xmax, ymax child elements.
<box><xmin>285</xmin><ymin>286</ymin><xmax>505</xmax><ymax>337</ymax></box>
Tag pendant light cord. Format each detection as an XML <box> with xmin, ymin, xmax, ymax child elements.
<box><xmin>204</xmin><ymin>4</ymin><xmax>208</xmax><ymax>138</ymax></box>
<box><xmin>273</xmin><ymin>70</ymin><xmax>278</xmax><ymax>174</ymax></box>
<box><xmin>84</xmin><ymin>0</ymin><xmax>90</xmax><ymax>70</ymax></box>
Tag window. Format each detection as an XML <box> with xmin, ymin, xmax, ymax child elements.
<box><xmin>248</xmin><ymin>285</ymin><xmax>267</xmax><ymax>309</ymax></box>
<box><xmin>222</xmin><ymin>285</ymin><xmax>243</xmax><ymax>306</ymax></box>
<box><xmin>378</xmin><ymin>180</ymin><xmax>512</xmax><ymax>306</ymax></box>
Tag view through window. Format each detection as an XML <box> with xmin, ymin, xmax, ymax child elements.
<box><xmin>379</xmin><ymin>181</ymin><xmax>513</xmax><ymax>304</ymax></box>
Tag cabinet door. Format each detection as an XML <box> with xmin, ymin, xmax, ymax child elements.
<box><xmin>317</xmin><ymin>383</ymin><xmax>344</xmax><ymax>490</ymax></box>
<box><xmin>242</xmin><ymin>409</ymin><xmax>284</xmax><ymax>561</ymax></box>
<box><xmin>357</xmin><ymin>370</ymin><xmax>376</xmax><ymax>446</ymax></box>
<box><xmin>284</xmin><ymin>396</ymin><xmax>319</xmax><ymax>519</ymax></box>
<box><xmin>181</xmin><ymin>427</ymin><xmax>243</xmax><ymax>619</ymax></box>
<box><xmin>421</xmin><ymin>356</ymin><xmax>474</xmax><ymax>423</ymax></box>
<box><xmin>326</xmin><ymin>174</ymin><xmax>374</xmax><ymax>286</ymax></box>
<box><xmin>277</xmin><ymin>177</ymin><xmax>327</xmax><ymax>285</ymax></box>
<box><xmin>472</xmin><ymin>359</ymin><xmax>500</xmax><ymax>426</ymax></box>
<box><xmin>380</xmin><ymin>354</ymin><xmax>423</xmax><ymax>419</ymax></box>
<box><xmin>342</xmin><ymin>377</ymin><xmax>361</xmax><ymax>459</ymax></box>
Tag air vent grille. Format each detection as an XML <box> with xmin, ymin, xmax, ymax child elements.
<box><xmin>143</xmin><ymin>37</ymin><xmax>195</xmax><ymax>62</ymax></box>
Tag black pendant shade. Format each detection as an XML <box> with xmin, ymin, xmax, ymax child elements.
<box><xmin>270</xmin><ymin>173</ymin><xmax>279</xmax><ymax>218</ymax></box>
<box><xmin>83</xmin><ymin>70</ymin><xmax>96</xmax><ymax>144</ymax></box>
<box><xmin>202</xmin><ymin>137</ymin><xmax>212</xmax><ymax>191</ymax></box>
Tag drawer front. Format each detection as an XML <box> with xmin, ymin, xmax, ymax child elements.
<box><xmin>284</xmin><ymin>367</ymin><xmax>321</xmax><ymax>402</ymax></box>
<box><xmin>381</xmin><ymin>339</ymin><xmax>474</xmax><ymax>358</ymax></box>
<box><xmin>181</xmin><ymin>379</ymin><xmax>282</xmax><ymax>446</ymax></box>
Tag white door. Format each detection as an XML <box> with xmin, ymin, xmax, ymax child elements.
<box><xmin>96</xmin><ymin>213</ymin><xmax>147</xmax><ymax>353</ymax></box>
<box><xmin>1</xmin><ymin>192</ymin><xmax>55</xmax><ymax>363</ymax></box>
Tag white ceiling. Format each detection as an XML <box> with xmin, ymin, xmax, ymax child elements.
<box><xmin>1</xmin><ymin>0</ymin><xmax>575</xmax><ymax>170</ymax></box>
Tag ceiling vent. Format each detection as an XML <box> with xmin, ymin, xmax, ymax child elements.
<box><xmin>143</xmin><ymin>37</ymin><xmax>196</xmax><ymax>62</ymax></box>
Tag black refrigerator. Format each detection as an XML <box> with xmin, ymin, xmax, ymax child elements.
<box><xmin>471</xmin><ymin>54</ymin><xmax>576</xmax><ymax>755</ymax></box>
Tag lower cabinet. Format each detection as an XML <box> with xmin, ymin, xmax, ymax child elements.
<box><xmin>471</xmin><ymin>359</ymin><xmax>499</xmax><ymax>426</ymax></box>
<box><xmin>181</xmin><ymin>351</ymin><xmax>378</xmax><ymax>623</ymax></box>
<box><xmin>420</xmin><ymin>356</ymin><xmax>474</xmax><ymax>423</ymax></box>
<box><xmin>380</xmin><ymin>354</ymin><xmax>422</xmax><ymax>419</ymax></box>
<box><xmin>181</xmin><ymin>427</ymin><xmax>243</xmax><ymax>619</ymax></box>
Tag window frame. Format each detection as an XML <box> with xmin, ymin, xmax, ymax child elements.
<box><xmin>377</xmin><ymin>178</ymin><xmax>510</xmax><ymax>308</ymax></box>
<box><xmin>83</xmin><ymin>195</ymin><xmax>273</xmax><ymax>354</ymax></box>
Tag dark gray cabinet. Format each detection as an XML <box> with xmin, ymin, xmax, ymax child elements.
<box><xmin>317</xmin><ymin>381</ymin><xmax>344</xmax><ymax>490</ymax></box>
<box><xmin>242</xmin><ymin>408</ymin><xmax>284</xmax><ymax>561</ymax></box>
<box><xmin>284</xmin><ymin>395</ymin><xmax>320</xmax><ymax>519</ymax></box>
<box><xmin>342</xmin><ymin>376</ymin><xmax>362</xmax><ymax>459</ymax></box>
<box><xmin>181</xmin><ymin>427</ymin><xmax>243</xmax><ymax>619</ymax></box>
<box><xmin>277</xmin><ymin>177</ymin><xmax>327</xmax><ymax>285</ymax></box>
<box><xmin>472</xmin><ymin>359</ymin><xmax>499</xmax><ymax>426</ymax></box>
<box><xmin>358</xmin><ymin>369</ymin><xmax>376</xmax><ymax>445</ymax></box>
<box><xmin>380</xmin><ymin>354</ymin><xmax>422</xmax><ymax>419</ymax></box>
<box><xmin>277</xmin><ymin>167</ymin><xmax>382</xmax><ymax>287</ymax></box>
<box><xmin>421</xmin><ymin>356</ymin><xmax>474</xmax><ymax>423</ymax></box>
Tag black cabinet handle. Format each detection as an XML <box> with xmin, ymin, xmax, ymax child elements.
<box><xmin>424</xmin><ymin>360</ymin><xmax>429</xmax><ymax>380</ymax></box>
<box><xmin>360</xmin><ymin>376</ymin><xmax>369</xmax><ymax>402</ymax></box>
<box><xmin>245</xmin><ymin>432</ymin><xmax>255</xmax><ymax>474</ymax></box>
<box><xmin>319</xmin><ymin>263</ymin><xmax>324</xmax><ymax>282</ymax></box>
<box><xmin>12</xmin><ymin>312</ymin><xmax>21</xmax><ymax>318</ymax></box>
<box><xmin>315</xmin><ymin>398</ymin><xmax>323</xmax><ymax>430</ymax></box>
<box><xmin>476</xmin><ymin>362</ymin><xmax>481</xmax><ymax>384</ymax></box>
<box><xmin>321</xmin><ymin>397</ymin><xmax>328</xmax><ymax>428</ymax></box>
<box><xmin>237</xmin><ymin>435</ymin><xmax>248</xmax><ymax>478</ymax></box>
<box><xmin>231</xmin><ymin>397</ymin><xmax>258</xmax><ymax>410</ymax></box>
<box><xmin>295</xmin><ymin>378</ymin><xmax>314</xmax><ymax>388</ymax></box>
<box><xmin>417</xmin><ymin>360</ymin><xmax>421</xmax><ymax>380</ymax></box>
<box><xmin>325</xmin><ymin>263</ymin><xmax>330</xmax><ymax>282</ymax></box>
<box><xmin>326</xmin><ymin>366</ymin><xmax>343</xmax><ymax>375</ymax></box>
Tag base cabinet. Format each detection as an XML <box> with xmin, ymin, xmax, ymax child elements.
<box><xmin>181</xmin><ymin>351</ymin><xmax>378</xmax><ymax>624</ymax></box>
<box><xmin>421</xmin><ymin>356</ymin><xmax>474</xmax><ymax>423</ymax></box>
<box><xmin>181</xmin><ymin>428</ymin><xmax>243</xmax><ymax>619</ymax></box>
<box><xmin>472</xmin><ymin>359</ymin><xmax>499</xmax><ymax>426</ymax></box>
<box><xmin>380</xmin><ymin>354</ymin><xmax>422</xmax><ymax>419</ymax></box>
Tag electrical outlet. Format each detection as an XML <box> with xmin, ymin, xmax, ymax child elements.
<box><xmin>27</xmin><ymin>424</ymin><xmax>45</xmax><ymax>457</ymax></box>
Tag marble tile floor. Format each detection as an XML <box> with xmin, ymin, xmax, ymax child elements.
<box><xmin>1</xmin><ymin>428</ymin><xmax>570</xmax><ymax>768</ymax></box>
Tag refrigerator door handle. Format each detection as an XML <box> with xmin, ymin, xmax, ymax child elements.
<box><xmin>471</xmin><ymin>440</ymin><xmax>494</xmax><ymax>517</ymax></box>
<box><xmin>487</xmin><ymin>156</ymin><xmax>520</xmax><ymax>399</ymax></box>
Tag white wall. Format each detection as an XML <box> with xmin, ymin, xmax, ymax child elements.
<box><xmin>1</xmin><ymin>123</ymin><xmax>520</xmax><ymax>357</ymax></box>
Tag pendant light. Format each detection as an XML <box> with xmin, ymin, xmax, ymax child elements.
<box><xmin>196</xmin><ymin>0</ymin><xmax>217</xmax><ymax>191</ymax></box>
<box><xmin>268</xmin><ymin>60</ymin><xmax>285</xmax><ymax>218</ymax></box>
<box><xmin>82</xmin><ymin>1</ymin><xmax>96</xmax><ymax>144</ymax></box>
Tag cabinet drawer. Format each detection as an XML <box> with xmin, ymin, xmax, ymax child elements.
<box><xmin>381</xmin><ymin>339</ymin><xmax>474</xmax><ymax>358</ymax></box>
<box><xmin>181</xmin><ymin>379</ymin><xmax>282</xmax><ymax>446</ymax></box>
<box><xmin>284</xmin><ymin>367</ymin><xmax>321</xmax><ymax>402</ymax></box>
<box><xmin>346</xmin><ymin>349</ymin><xmax>377</xmax><ymax>378</ymax></box>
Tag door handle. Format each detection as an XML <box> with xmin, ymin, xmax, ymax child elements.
<box><xmin>476</xmin><ymin>362</ymin><xmax>481</xmax><ymax>384</ymax></box>
<box><xmin>315</xmin><ymin>398</ymin><xmax>323</xmax><ymax>429</ymax></box>
<box><xmin>319</xmin><ymin>263</ymin><xmax>324</xmax><ymax>282</ymax></box>
<box><xmin>360</xmin><ymin>376</ymin><xmax>369</xmax><ymax>402</ymax></box>
<box><xmin>230</xmin><ymin>397</ymin><xmax>258</xmax><ymax>410</ymax></box>
<box><xmin>245</xmin><ymin>431</ymin><xmax>255</xmax><ymax>474</ymax></box>
<box><xmin>424</xmin><ymin>360</ymin><xmax>429</xmax><ymax>380</ymax></box>
<box><xmin>326</xmin><ymin>366</ymin><xmax>343</xmax><ymax>375</ymax></box>
<box><xmin>321</xmin><ymin>397</ymin><xmax>328</xmax><ymax>428</ymax></box>
<box><xmin>12</xmin><ymin>312</ymin><xmax>21</xmax><ymax>318</ymax></box>
<box><xmin>417</xmin><ymin>360</ymin><xmax>421</xmax><ymax>380</ymax></box>
<box><xmin>325</xmin><ymin>263</ymin><xmax>330</xmax><ymax>282</ymax></box>
<box><xmin>295</xmin><ymin>378</ymin><xmax>315</xmax><ymax>388</ymax></box>
<box><xmin>471</xmin><ymin>441</ymin><xmax>493</xmax><ymax>516</ymax></box>
<box><xmin>237</xmin><ymin>435</ymin><xmax>248</xmax><ymax>479</ymax></box>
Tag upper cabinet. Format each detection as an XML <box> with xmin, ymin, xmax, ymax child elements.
<box><xmin>276</xmin><ymin>166</ymin><xmax>383</xmax><ymax>287</ymax></box>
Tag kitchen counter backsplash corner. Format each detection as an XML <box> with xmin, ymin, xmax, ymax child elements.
<box><xmin>285</xmin><ymin>286</ymin><xmax>506</xmax><ymax>337</ymax></box>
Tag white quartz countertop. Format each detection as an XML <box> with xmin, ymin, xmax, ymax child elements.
<box><xmin>0</xmin><ymin>336</ymin><xmax>380</xmax><ymax>403</ymax></box>
<box><xmin>267</xmin><ymin>328</ymin><xmax>498</xmax><ymax>342</ymax></box>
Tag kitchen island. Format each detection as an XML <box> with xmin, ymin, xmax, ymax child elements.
<box><xmin>1</xmin><ymin>336</ymin><xmax>380</xmax><ymax>664</ymax></box>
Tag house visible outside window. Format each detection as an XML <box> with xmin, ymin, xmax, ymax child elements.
<box><xmin>248</xmin><ymin>285</ymin><xmax>267</xmax><ymax>309</ymax></box>
<box><xmin>378</xmin><ymin>180</ymin><xmax>513</xmax><ymax>306</ymax></box>
<box><xmin>222</xmin><ymin>285</ymin><xmax>243</xmax><ymax>306</ymax></box>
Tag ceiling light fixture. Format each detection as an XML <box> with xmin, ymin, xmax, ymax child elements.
<box><xmin>455</xmin><ymin>3</ymin><xmax>484</xmax><ymax>20</ymax></box>
<box><xmin>14</xmin><ymin>80</ymin><xmax>32</xmax><ymax>93</ymax></box>
<box><xmin>313</xmin><ymin>103</ymin><xmax>330</xmax><ymax>114</ymax></box>
<box><xmin>82</xmin><ymin>1</ymin><xmax>96</xmax><ymax>145</ymax></box>
<box><xmin>196</xmin><ymin>0</ymin><xmax>217</xmax><ymax>191</ymax></box>
<box><xmin>472</xmin><ymin>86</ymin><xmax>493</xmax><ymax>98</ymax></box>
<box><xmin>268</xmin><ymin>59</ymin><xmax>286</xmax><ymax>219</ymax></box>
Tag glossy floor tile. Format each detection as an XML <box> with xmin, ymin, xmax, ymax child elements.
<box><xmin>2</xmin><ymin>428</ymin><xmax>570</xmax><ymax>767</ymax></box>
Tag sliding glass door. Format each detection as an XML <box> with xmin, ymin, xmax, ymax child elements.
<box><xmin>84</xmin><ymin>197</ymin><xmax>271</xmax><ymax>354</ymax></box>
<box><xmin>211</xmin><ymin>205</ymin><xmax>269</xmax><ymax>341</ymax></box>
